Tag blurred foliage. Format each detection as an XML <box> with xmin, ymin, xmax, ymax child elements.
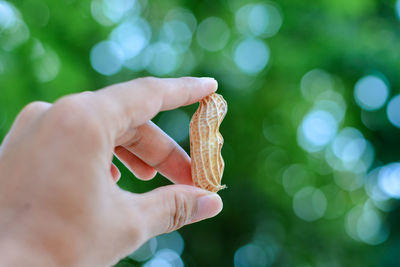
<box><xmin>2</xmin><ymin>0</ymin><xmax>400</xmax><ymax>266</ymax></box>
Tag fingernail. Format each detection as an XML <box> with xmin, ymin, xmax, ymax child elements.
<box><xmin>200</xmin><ymin>77</ymin><xmax>218</xmax><ymax>92</ymax></box>
<box><xmin>192</xmin><ymin>194</ymin><xmax>223</xmax><ymax>223</ymax></box>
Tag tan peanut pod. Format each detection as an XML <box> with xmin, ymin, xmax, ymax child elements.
<box><xmin>189</xmin><ymin>93</ymin><xmax>227</xmax><ymax>192</ymax></box>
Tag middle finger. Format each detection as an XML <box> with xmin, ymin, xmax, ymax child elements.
<box><xmin>119</xmin><ymin>121</ymin><xmax>193</xmax><ymax>185</ymax></box>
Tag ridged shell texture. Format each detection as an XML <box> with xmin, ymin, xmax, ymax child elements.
<box><xmin>189</xmin><ymin>93</ymin><xmax>227</xmax><ymax>192</ymax></box>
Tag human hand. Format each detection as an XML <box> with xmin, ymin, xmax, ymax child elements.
<box><xmin>0</xmin><ymin>77</ymin><xmax>223</xmax><ymax>266</ymax></box>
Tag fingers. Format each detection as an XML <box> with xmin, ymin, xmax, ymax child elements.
<box><xmin>110</xmin><ymin>163</ymin><xmax>121</xmax><ymax>182</ymax></box>
<box><xmin>118</xmin><ymin>121</ymin><xmax>192</xmax><ymax>185</ymax></box>
<box><xmin>95</xmin><ymin>77</ymin><xmax>217</xmax><ymax>139</ymax></box>
<box><xmin>133</xmin><ymin>185</ymin><xmax>223</xmax><ymax>238</ymax></box>
<box><xmin>42</xmin><ymin>77</ymin><xmax>216</xmax><ymax>157</ymax></box>
<box><xmin>114</xmin><ymin>146</ymin><xmax>157</xmax><ymax>180</ymax></box>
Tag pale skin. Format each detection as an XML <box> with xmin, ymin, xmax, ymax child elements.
<box><xmin>0</xmin><ymin>77</ymin><xmax>223</xmax><ymax>266</ymax></box>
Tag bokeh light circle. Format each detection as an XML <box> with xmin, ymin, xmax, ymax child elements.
<box><xmin>354</xmin><ymin>75</ymin><xmax>389</xmax><ymax>111</ymax></box>
<box><xmin>300</xmin><ymin>69</ymin><xmax>334</xmax><ymax>101</ymax></box>
<box><xmin>333</xmin><ymin>171</ymin><xmax>365</xmax><ymax>191</ymax></box>
<box><xmin>110</xmin><ymin>17</ymin><xmax>151</xmax><ymax>60</ymax></box>
<box><xmin>298</xmin><ymin>110</ymin><xmax>338</xmax><ymax>152</ymax></box>
<box><xmin>151</xmin><ymin>249</ymin><xmax>183</xmax><ymax>267</ymax></box>
<box><xmin>144</xmin><ymin>42</ymin><xmax>178</xmax><ymax>76</ymax></box>
<box><xmin>325</xmin><ymin>127</ymin><xmax>375</xmax><ymax>175</ymax></box>
<box><xmin>234</xmin><ymin>38</ymin><xmax>269</xmax><ymax>75</ymax></box>
<box><xmin>34</xmin><ymin>48</ymin><xmax>61</xmax><ymax>83</ymax></box>
<box><xmin>143</xmin><ymin>258</ymin><xmax>171</xmax><ymax>267</ymax></box>
<box><xmin>345</xmin><ymin>204</ymin><xmax>389</xmax><ymax>245</ymax></box>
<box><xmin>234</xmin><ymin>243</ymin><xmax>267</xmax><ymax>267</ymax></box>
<box><xmin>313</xmin><ymin>99</ymin><xmax>346</xmax><ymax>123</ymax></box>
<box><xmin>357</xmin><ymin>209</ymin><xmax>384</xmax><ymax>244</ymax></box>
<box><xmin>160</xmin><ymin>20</ymin><xmax>193</xmax><ymax>53</ymax></box>
<box><xmin>156</xmin><ymin>231</ymin><xmax>184</xmax><ymax>255</ymax></box>
<box><xmin>387</xmin><ymin>95</ymin><xmax>400</xmax><ymax>128</ymax></box>
<box><xmin>365</xmin><ymin>167</ymin><xmax>390</xmax><ymax>202</ymax></box>
<box><xmin>293</xmin><ymin>186</ymin><xmax>327</xmax><ymax>221</ymax></box>
<box><xmin>282</xmin><ymin>164</ymin><xmax>313</xmax><ymax>196</ymax></box>
<box><xmin>378</xmin><ymin>163</ymin><xmax>400</xmax><ymax>199</ymax></box>
<box><xmin>129</xmin><ymin>237</ymin><xmax>157</xmax><ymax>262</ymax></box>
<box><xmin>90</xmin><ymin>40</ymin><xmax>123</xmax><ymax>75</ymax></box>
<box><xmin>333</xmin><ymin>128</ymin><xmax>366</xmax><ymax>162</ymax></box>
<box><xmin>0</xmin><ymin>1</ymin><xmax>16</xmax><ymax>30</ymax></box>
<box><xmin>1</xmin><ymin>19</ymin><xmax>30</xmax><ymax>51</ymax></box>
<box><xmin>196</xmin><ymin>17</ymin><xmax>230</xmax><ymax>52</ymax></box>
<box><xmin>321</xmin><ymin>184</ymin><xmax>347</xmax><ymax>219</ymax></box>
<box><xmin>235</xmin><ymin>3</ymin><xmax>282</xmax><ymax>37</ymax></box>
<box><xmin>91</xmin><ymin>0</ymin><xmax>140</xmax><ymax>26</ymax></box>
<box><xmin>165</xmin><ymin>7</ymin><xmax>197</xmax><ymax>33</ymax></box>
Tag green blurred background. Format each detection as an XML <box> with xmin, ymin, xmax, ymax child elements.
<box><xmin>1</xmin><ymin>0</ymin><xmax>400</xmax><ymax>266</ymax></box>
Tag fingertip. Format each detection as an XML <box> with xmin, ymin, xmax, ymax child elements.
<box><xmin>110</xmin><ymin>163</ymin><xmax>121</xmax><ymax>182</ymax></box>
<box><xmin>138</xmin><ymin>168</ymin><xmax>158</xmax><ymax>181</ymax></box>
<box><xmin>192</xmin><ymin>193</ymin><xmax>223</xmax><ymax>223</ymax></box>
<box><xmin>200</xmin><ymin>77</ymin><xmax>218</xmax><ymax>93</ymax></box>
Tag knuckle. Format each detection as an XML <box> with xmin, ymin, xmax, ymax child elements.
<box><xmin>167</xmin><ymin>192</ymin><xmax>192</xmax><ymax>232</ymax></box>
<box><xmin>137</xmin><ymin>77</ymin><xmax>162</xmax><ymax>94</ymax></box>
<box><xmin>180</xmin><ymin>77</ymin><xmax>195</xmax><ymax>84</ymax></box>
<box><xmin>140</xmin><ymin>97</ymin><xmax>160</xmax><ymax>117</ymax></box>
<box><xmin>46</xmin><ymin>94</ymin><xmax>103</xmax><ymax>142</ymax></box>
<box><xmin>138</xmin><ymin>76</ymin><xmax>159</xmax><ymax>85</ymax></box>
<box><xmin>18</xmin><ymin>101</ymin><xmax>50</xmax><ymax>121</ymax></box>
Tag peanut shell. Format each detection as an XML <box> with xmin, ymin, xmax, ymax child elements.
<box><xmin>189</xmin><ymin>93</ymin><xmax>227</xmax><ymax>192</ymax></box>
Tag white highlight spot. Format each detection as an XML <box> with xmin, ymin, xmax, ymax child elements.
<box><xmin>110</xmin><ymin>17</ymin><xmax>151</xmax><ymax>60</ymax></box>
<box><xmin>298</xmin><ymin>110</ymin><xmax>338</xmax><ymax>152</ymax></box>
<box><xmin>378</xmin><ymin>163</ymin><xmax>400</xmax><ymax>199</ymax></box>
<box><xmin>354</xmin><ymin>75</ymin><xmax>389</xmax><ymax>111</ymax></box>
<box><xmin>365</xmin><ymin>168</ymin><xmax>390</xmax><ymax>202</ymax></box>
<box><xmin>234</xmin><ymin>38</ymin><xmax>269</xmax><ymax>75</ymax></box>
<box><xmin>0</xmin><ymin>1</ymin><xmax>16</xmax><ymax>30</ymax></box>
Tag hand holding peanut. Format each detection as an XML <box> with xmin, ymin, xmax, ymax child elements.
<box><xmin>0</xmin><ymin>77</ymin><xmax>223</xmax><ymax>267</ymax></box>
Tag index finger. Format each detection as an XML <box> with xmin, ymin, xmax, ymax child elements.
<box><xmin>95</xmin><ymin>77</ymin><xmax>217</xmax><ymax>138</ymax></box>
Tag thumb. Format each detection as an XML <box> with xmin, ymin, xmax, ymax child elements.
<box><xmin>135</xmin><ymin>184</ymin><xmax>223</xmax><ymax>238</ymax></box>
